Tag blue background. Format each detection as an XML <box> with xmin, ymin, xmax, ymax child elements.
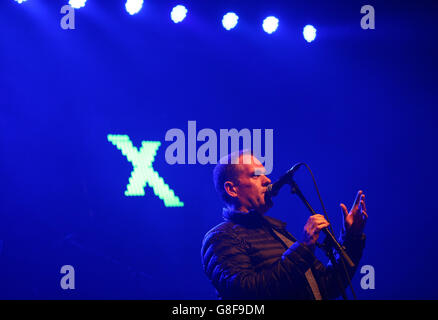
<box><xmin>0</xmin><ymin>0</ymin><xmax>437</xmax><ymax>299</ymax></box>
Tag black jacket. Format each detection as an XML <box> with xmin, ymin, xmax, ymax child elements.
<box><xmin>201</xmin><ymin>209</ymin><xmax>366</xmax><ymax>300</ymax></box>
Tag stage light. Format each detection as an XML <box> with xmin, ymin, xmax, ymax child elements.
<box><xmin>14</xmin><ymin>0</ymin><xmax>28</xmax><ymax>3</ymax></box>
<box><xmin>303</xmin><ymin>25</ymin><xmax>317</xmax><ymax>43</ymax></box>
<box><xmin>222</xmin><ymin>12</ymin><xmax>239</xmax><ymax>30</ymax></box>
<box><xmin>171</xmin><ymin>5</ymin><xmax>187</xmax><ymax>23</ymax></box>
<box><xmin>262</xmin><ymin>16</ymin><xmax>279</xmax><ymax>34</ymax></box>
<box><xmin>125</xmin><ymin>0</ymin><xmax>144</xmax><ymax>15</ymax></box>
<box><xmin>69</xmin><ymin>0</ymin><xmax>87</xmax><ymax>9</ymax></box>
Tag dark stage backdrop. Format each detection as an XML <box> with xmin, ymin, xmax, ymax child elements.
<box><xmin>0</xmin><ymin>0</ymin><xmax>437</xmax><ymax>299</ymax></box>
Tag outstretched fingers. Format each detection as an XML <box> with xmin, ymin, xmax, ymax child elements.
<box><xmin>352</xmin><ymin>190</ymin><xmax>363</xmax><ymax>210</ymax></box>
<box><xmin>340</xmin><ymin>203</ymin><xmax>349</xmax><ymax>219</ymax></box>
<box><xmin>360</xmin><ymin>195</ymin><xmax>368</xmax><ymax>220</ymax></box>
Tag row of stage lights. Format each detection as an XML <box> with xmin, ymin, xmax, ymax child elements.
<box><xmin>14</xmin><ymin>0</ymin><xmax>318</xmax><ymax>42</ymax></box>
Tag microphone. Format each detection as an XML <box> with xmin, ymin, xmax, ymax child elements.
<box><xmin>267</xmin><ymin>163</ymin><xmax>304</xmax><ymax>197</ymax></box>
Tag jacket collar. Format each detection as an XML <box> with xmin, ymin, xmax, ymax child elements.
<box><xmin>222</xmin><ymin>208</ymin><xmax>287</xmax><ymax>230</ymax></box>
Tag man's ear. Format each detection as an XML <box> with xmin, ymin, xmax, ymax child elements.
<box><xmin>224</xmin><ymin>181</ymin><xmax>238</xmax><ymax>199</ymax></box>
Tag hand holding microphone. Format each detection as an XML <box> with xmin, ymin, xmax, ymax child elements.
<box><xmin>302</xmin><ymin>214</ymin><xmax>330</xmax><ymax>252</ymax></box>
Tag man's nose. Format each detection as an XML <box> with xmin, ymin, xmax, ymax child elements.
<box><xmin>263</xmin><ymin>175</ymin><xmax>271</xmax><ymax>186</ymax></box>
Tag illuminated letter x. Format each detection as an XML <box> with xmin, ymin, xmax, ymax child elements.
<box><xmin>107</xmin><ymin>134</ymin><xmax>184</xmax><ymax>207</ymax></box>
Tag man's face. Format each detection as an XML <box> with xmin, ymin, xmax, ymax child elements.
<box><xmin>234</xmin><ymin>154</ymin><xmax>273</xmax><ymax>214</ymax></box>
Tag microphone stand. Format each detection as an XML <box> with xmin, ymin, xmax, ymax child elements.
<box><xmin>288</xmin><ymin>178</ymin><xmax>353</xmax><ymax>300</ymax></box>
<box><xmin>317</xmin><ymin>239</ymin><xmax>349</xmax><ymax>301</ymax></box>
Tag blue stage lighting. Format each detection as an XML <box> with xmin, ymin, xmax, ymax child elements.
<box><xmin>171</xmin><ymin>5</ymin><xmax>187</xmax><ymax>23</ymax></box>
<box><xmin>69</xmin><ymin>0</ymin><xmax>87</xmax><ymax>9</ymax></box>
<box><xmin>262</xmin><ymin>16</ymin><xmax>279</xmax><ymax>34</ymax></box>
<box><xmin>222</xmin><ymin>12</ymin><xmax>239</xmax><ymax>31</ymax></box>
<box><xmin>303</xmin><ymin>25</ymin><xmax>317</xmax><ymax>43</ymax></box>
<box><xmin>125</xmin><ymin>0</ymin><xmax>144</xmax><ymax>15</ymax></box>
<box><xmin>14</xmin><ymin>0</ymin><xmax>28</xmax><ymax>3</ymax></box>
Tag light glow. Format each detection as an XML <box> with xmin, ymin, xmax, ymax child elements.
<box><xmin>222</xmin><ymin>12</ymin><xmax>239</xmax><ymax>30</ymax></box>
<box><xmin>69</xmin><ymin>0</ymin><xmax>87</xmax><ymax>9</ymax></box>
<box><xmin>262</xmin><ymin>16</ymin><xmax>279</xmax><ymax>34</ymax></box>
<box><xmin>303</xmin><ymin>25</ymin><xmax>317</xmax><ymax>43</ymax></box>
<box><xmin>125</xmin><ymin>0</ymin><xmax>144</xmax><ymax>15</ymax></box>
<box><xmin>171</xmin><ymin>5</ymin><xmax>188</xmax><ymax>23</ymax></box>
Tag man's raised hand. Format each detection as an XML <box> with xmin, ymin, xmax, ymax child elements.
<box><xmin>340</xmin><ymin>190</ymin><xmax>368</xmax><ymax>236</ymax></box>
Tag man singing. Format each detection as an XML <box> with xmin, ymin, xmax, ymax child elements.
<box><xmin>201</xmin><ymin>151</ymin><xmax>367</xmax><ymax>299</ymax></box>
